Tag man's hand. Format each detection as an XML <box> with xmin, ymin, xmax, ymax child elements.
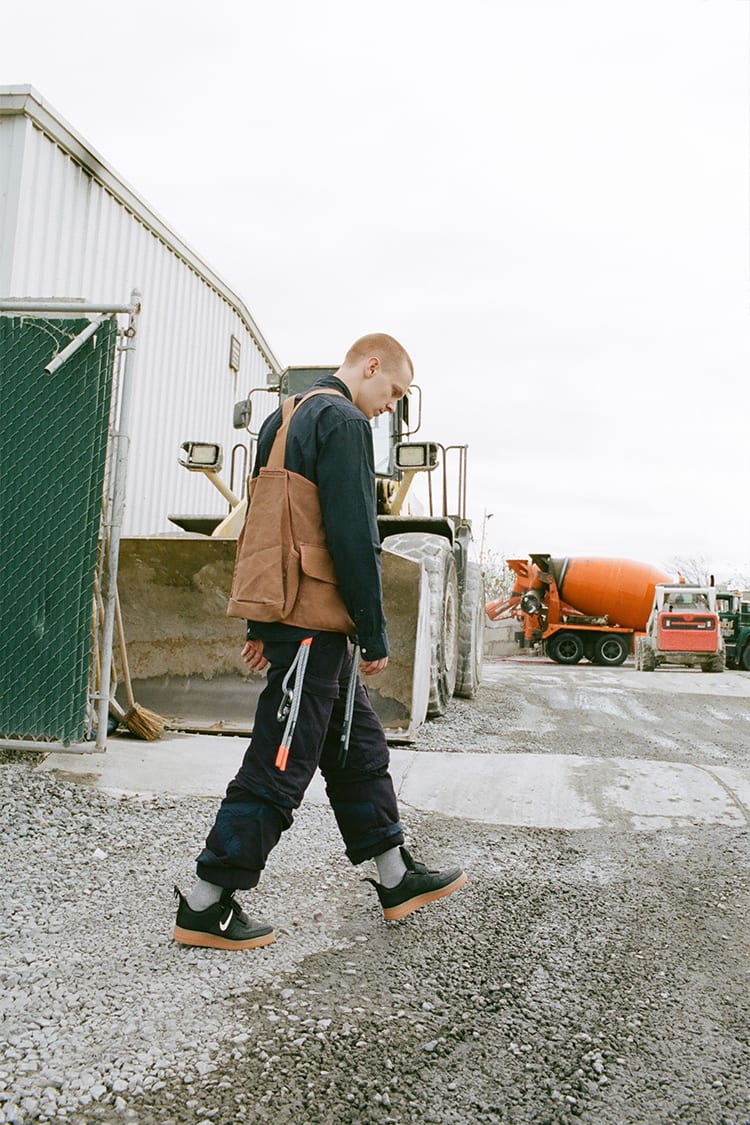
<box><xmin>241</xmin><ymin>639</ymin><xmax>269</xmax><ymax>672</ymax></box>
<box><xmin>360</xmin><ymin>657</ymin><xmax>388</xmax><ymax>676</ymax></box>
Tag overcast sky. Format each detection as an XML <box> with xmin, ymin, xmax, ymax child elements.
<box><xmin>3</xmin><ymin>0</ymin><xmax>750</xmax><ymax>580</ymax></box>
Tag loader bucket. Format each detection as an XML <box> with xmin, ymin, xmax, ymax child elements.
<box><xmin>116</xmin><ymin>537</ymin><xmax>429</xmax><ymax>741</ymax></box>
<box><xmin>364</xmin><ymin>547</ymin><xmax>430</xmax><ymax>739</ymax></box>
<box><xmin>116</xmin><ymin>537</ymin><xmax>252</xmax><ymax>734</ymax></box>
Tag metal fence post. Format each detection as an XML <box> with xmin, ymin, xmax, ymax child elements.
<box><xmin>95</xmin><ymin>289</ymin><xmax>142</xmax><ymax>750</ymax></box>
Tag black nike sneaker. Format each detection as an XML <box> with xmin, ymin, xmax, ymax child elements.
<box><xmin>366</xmin><ymin>847</ymin><xmax>468</xmax><ymax>922</ymax></box>
<box><xmin>172</xmin><ymin>886</ymin><xmax>275</xmax><ymax>950</ymax></box>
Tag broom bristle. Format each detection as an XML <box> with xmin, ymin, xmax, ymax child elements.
<box><xmin>122</xmin><ymin>704</ymin><xmax>166</xmax><ymax>741</ymax></box>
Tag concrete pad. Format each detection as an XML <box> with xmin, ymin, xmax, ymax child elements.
<box><xmin>393</xmin><ymin>750</ymin><xmax>750</xmax><ymax>830</ymax></box>
<box><xmin>35</xmin><ymin>731</ymin><xmax>414</xmax><ymax>807</ymax></box>
<box><xmin>707</xmin><ymin>766</ymin><xmax>750</xmax><ymax>822</ymax></box>
<box><xmin>592</xmin><ymin>757</ymin><xmax>750</xmax><ymax>830</ymax></box>
<box><xmin>395</xmin><ymin>750</ymin><xmax>602</xmax><ymax>829</ymax></box>
<box><xmin>37</xmin><ymin>732</ymin><xmax>249</xmax><ymax>799</ymax></box>
<box><xmin>35</xmin><ymin>734</ymin><xmax>750</xmax><ymax>832</ymax></box>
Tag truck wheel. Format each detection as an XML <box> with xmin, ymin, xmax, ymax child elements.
<box><xmin>593</xmin><ymin>633</ymin><xmax>630</xmax><ymax>667</ymax></box>
<box><xmin>700</xmin><ymin>653</ymin><xmax>726</xmax><ymax>673</ymax></box>
<box><xmin>547</xmin><ymin>631</ymin><xmax>584</xmax><ymax>665</ymax></box>
<box><xmin>381</xmin><ymin>532</ymin><xmax>459</xmax><ymax>717</ymax></box>
<box><xmin>455</xmin><ymin>561</ymin><xmax>484</xmax><ymax>699</ymax></box>
<box><xmin>741</xmin><ymin>645</ymin><xmax>750</xmax><ymax>672</ymax></box>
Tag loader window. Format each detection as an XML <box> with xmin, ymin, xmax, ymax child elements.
<box><xmin>371</xmin><ymin>412</ymin><xmax>394</xmax><ymax>476</ymax></box>
<box><xmin>669</xmin><ymin>591</ymin><xmax>709</xmax><ymax>610</ymax></box>
<box><xmin>371</xmin><ymin>397</ymin><xmax>409</xmax><ymax>477</ymax></box>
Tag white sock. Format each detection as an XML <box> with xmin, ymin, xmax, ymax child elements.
<box><xmin>187</xmin><ymin>878</ymin><xmax>222</xmax><ymax>911</ymax></box>
<box><xmin>375</xmin><ymin>846</ymin><xmax>407</xmax><ymax>888</ymax></box>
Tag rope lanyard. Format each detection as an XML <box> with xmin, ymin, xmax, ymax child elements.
<box><xmin>275</xmin><ymin>637</ymin><xmax>313</xmax><ymax>771</ymax></box>
<box><xmin>274</xmin><ymin>638</ymin><xmax>361</xmax><ymax>772</ymax></box>
<box><xmin>338</xmin><ymin>643</ymin><xmax>361</xmax><ymax>768</ymax></box>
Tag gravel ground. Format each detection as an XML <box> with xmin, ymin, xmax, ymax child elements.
<box><xmin>2</xmin><ymin>660</ymin><xmax>750</xmax><ymax>1125</ymax></box>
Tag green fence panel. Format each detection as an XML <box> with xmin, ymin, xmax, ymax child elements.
<box><xmin>0</xmin><ymin>316</ymin><xmax>116</xmax><ymax>744</ymax></box>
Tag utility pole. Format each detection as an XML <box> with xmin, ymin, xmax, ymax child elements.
<box><xmin>479</xmin><ymin>509</ymin><xmax>493</xmax><ymax>563</ymax></box>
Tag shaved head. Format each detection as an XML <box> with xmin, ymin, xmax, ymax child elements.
<box><xmin>334</xmin><ymin>331</ymin><xmax>414</xmax><ymax>419</ymax></box>
<box><xmin>343</xmin><ymin>333</ymin><xmax>414</xmax><ymax>379</ymax></box>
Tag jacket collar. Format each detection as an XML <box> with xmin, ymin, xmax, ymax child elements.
<box><xmin>312</xmin><ymin>374</ymin><xmax>353</xmax><ymax>402</ymax></box>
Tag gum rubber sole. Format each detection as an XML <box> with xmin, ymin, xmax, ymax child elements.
<box><xmin>382</xmin><ymin>871</ymin><xmax>468</xmax><ymax>922</ymax></box>
<box><xmin>173</xmin><ymin>926</ymin><xmax>276</xmax><ymax>950</ymax></box>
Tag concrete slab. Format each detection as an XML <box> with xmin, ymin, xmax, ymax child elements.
<box><xmin>35</xmin><ymin>733</ymin><xmax>750</xmax><ymax>832</ymax></box>
<box><xmin>396</xmin><ymin>750</ymin><xmax>602</xmax><ymax>829</ymax></box>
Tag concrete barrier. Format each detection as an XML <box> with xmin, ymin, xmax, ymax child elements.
<box><xmin>484</xmin><ymin>619</ymin><xmax>519</xmax><ymax>658</ymax></box>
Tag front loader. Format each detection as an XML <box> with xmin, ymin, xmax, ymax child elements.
<box><xmin>117</xmin><ymin>368</ymin><xmax>484</xmax><ymax>740</ymax></box>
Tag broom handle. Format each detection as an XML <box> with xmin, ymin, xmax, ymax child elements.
<box><xmin>94</xmin><ymin>574</ymin><xmax>120</xmax><ymax>698</ymax></box>
<box><xmin>114</xmin><ymin>587</ymin><xmax>137</xmax><ymax>711</ymax></box>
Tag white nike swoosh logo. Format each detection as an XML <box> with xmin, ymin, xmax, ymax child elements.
<box><xmin>219</xmin><ymin>909</ymin><xmax>233</xmax><ymax>932</ymax></box>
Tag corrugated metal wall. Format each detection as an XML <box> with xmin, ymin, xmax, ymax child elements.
<box><xmin>1</xmin><ymin>100</ymin><xmax>281</xmax><ymax>534</ymax></box>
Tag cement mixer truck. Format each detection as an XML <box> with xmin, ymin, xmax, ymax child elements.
<box><xmin>116</xmin><ymin>368</ymin><xmax>484</xmax><ymax>740</ymax></box>
<box><xmin>486</xmin><ymin>554</ymin><xmax>673</xmax><ymax>665</ymax></box>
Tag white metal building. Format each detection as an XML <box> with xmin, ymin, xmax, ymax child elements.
<box><xmin>0</xmin><ymin>85</ymin><xmax>282</xmax><ymax>534</ymax></box>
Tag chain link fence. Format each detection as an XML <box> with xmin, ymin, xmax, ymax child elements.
<box><xmin>0</xmin><ymin>298</ymin><xmax>139</xmax><ymax>749</ymax></box>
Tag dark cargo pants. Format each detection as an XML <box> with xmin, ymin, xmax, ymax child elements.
<box><xmin>196</xmin><ymin>633</ymin><xmax>404</xmax><ymax>889</ymax></box>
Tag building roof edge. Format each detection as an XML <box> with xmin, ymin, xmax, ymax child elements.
<box><xmin>0</xmin><ymin>85</ymin><xmax>282</xmax><ymax>374</ymax></box>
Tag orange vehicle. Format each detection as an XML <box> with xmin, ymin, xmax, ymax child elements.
<box><xmin>635</xmin><ymin>585</ymin><xmax>725</xmax><ymax>673</ymax></box>
<box><xmin>486</xmin><ymin>554</ymin><xmax>672</xmax><ymax>666</ymax></box>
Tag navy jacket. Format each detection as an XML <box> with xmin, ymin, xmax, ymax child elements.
<box><xmin>246</xmin><ymin>375</ymin><xmax>388</xmax><ymax>661</ymax></box>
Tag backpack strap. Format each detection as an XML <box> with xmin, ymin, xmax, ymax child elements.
<box><xmin>266</xmin><ymin>388</ymin><xmax>348</xmax><ymax>470</ymax></box>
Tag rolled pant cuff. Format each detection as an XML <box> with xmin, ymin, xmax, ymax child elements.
<box><xmin>346</xmin><ymin>823</ymin><xmax>405</xmax><ymax>866</ymax></box>
<box><xmin>195</xmin><ymin>863</ymin><xmax>261</xmax><ymax>891</ymax></box>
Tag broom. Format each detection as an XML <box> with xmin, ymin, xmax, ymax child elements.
<box><xmin>113</xmin><ymin>586</ymin><xmax>166</xmax><ymax>741</ymax></box>
<box><xmin>93</xmin><ymin>577</ymin><xmax>124</xmax><ymax>738</ymax></box>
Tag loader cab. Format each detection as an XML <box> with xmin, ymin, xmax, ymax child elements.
<box><xmin>655</xmin><ymin>585</ymin><xmax>717</xmax><ymax>614</ymax></box>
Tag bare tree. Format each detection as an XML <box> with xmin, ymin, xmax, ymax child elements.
<box><xmin>666</xmin><ymin>555</ymin><xmax>750</xmax><ymax>591</ymax></box>
<box><xmin>722</xmin><ymin>568</ymin><xmax>750</xmax><ymax>593</ymax></box>
<box><xmin>665</xmin><ymin>555</ymin><xmax>713</xmax><ymax>585</ymax></box>
<box><xmin>482</xmin><ymin>549</ymin><xmax>516</xmax><ymax>603</ymax></box>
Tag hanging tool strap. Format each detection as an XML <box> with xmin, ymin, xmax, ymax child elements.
<box><xmin>338</xmin><ymin>644</ymin><xmax>361</xmax><ymax>768</ymax></box>
<box><xmin>275</xmin><ymin>637</ymin><xmax>313</xmax><ymax>771</ymax></box>
<box><xmin>275</xmin><ymin>639</ymin><xmax>361</xmax><ymax>772</ymax></box>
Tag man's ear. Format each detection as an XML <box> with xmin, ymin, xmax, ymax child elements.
<box><xmin>363</xmin><ymin>356</ymin><xmax>380</xmax><ymax>379</ymax></box>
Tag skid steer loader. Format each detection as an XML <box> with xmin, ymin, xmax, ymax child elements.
<box><xmin>117</xmin><ymin>368</ymin><xmax>484</xmax><ymax>740</ymax></box>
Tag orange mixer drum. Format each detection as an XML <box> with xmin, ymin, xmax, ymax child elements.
<box><xmin>548</xmin><ymin>557</ymin><xmax>672</xmax><ymax>631</ymax></box>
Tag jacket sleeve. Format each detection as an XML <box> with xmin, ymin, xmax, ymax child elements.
<box><xmin>315</xmin><ymin>416</ymin><xmax>389</xmax><ymax>661</ymax></box>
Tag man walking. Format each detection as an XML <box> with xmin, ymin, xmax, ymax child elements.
<box><xmin>173</xmin><ymin>333</ymin><xmax>466</xmax><ymax>949</ymax></box>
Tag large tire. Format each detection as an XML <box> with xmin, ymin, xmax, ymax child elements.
<box><xmin>455</xmin><ymin>561</ymin><xmax>484</xmax><ymax>699</ymax></box>
<box><xmin>700</xmin><ymin>653</ymin><xmax>726</xmax><ymax>673</ymax></box>
<box><xmin>381</xmin><ymin>532</ymin><xmax>459</xmax><ymax>717</ymax></box>
<box><xmin>640</xmin><ymin>640</ymin><xmax>657</xmax><ymax>671</ymax></box>
<box><xmin>634</xmin><ymin>636</ymin><xmax>643</xmax><ymax>670</ymax></box>
<box><xmin>593</xmin><ymin>633</ymin><xmax>630</xmax><ymax>667</ymax></box>
<box><xmin>741</xmin><ymin>644</ymin><xmax>750</xmax><ymax>672</ymax></box>
<box><xmin>547</xmin><ymin>631</ymin><xmax>584</xmax><ymax>665</ymax></box>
